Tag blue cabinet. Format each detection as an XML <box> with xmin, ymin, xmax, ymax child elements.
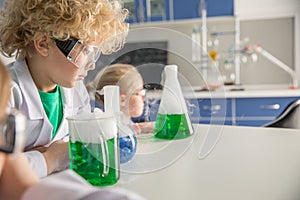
<box><xmin>173</xmin><ymin>0</ymin><xmax>234</xmax><ymax>20</ymax></box>
<box><xmin>124</xmin><ymin>0</ymin><xmax>234</xmax><ymax>23</ymax></box>
<box><xmin>142</xmin><ymin>95</ymin><xmax>300</xmax><ymax>127</ymax></box>
<box><xmin>206</xmin><ymin>0</ymin><xmax>234</xmax><ymax>17</ymax></box>
<box><xmin>235</xmin><ymin>98</ymin><xmax>294</xmax><ymax>117</ymax></box>
<box><xmin>193</xmin><ymin>98</ymin><xmax>231</xmax><ymax>125</ymax></box>
<box><xmin>124</xmin><ymin>0</ymin><xmax>170</xmax><ymax>23</ymax></box>
<box><xmin>234</xmin><ymin>97</ymin><xmax>300</xmax><ymax>126</ymax></box>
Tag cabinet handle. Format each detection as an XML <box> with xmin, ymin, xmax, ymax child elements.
<box><xmin>260</xmin><ymin>104</ymin><xmax>280</xmax><ymax>110</ymax></box>
<box><xmin>203</xmin><ymin>105</ymin><xmax>221</xmax><ymax>111</ymax></box>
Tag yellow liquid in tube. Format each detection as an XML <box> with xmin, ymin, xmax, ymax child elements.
<box><xmin>209</xmin><ymin>50</ymin><xmax>218</xmax><ymax>62</ymax></box>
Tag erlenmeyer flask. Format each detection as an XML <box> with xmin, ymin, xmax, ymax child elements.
<box><xmin>103</xmin><ymin>85</ymin><xmax>137</xmax><ymax>164</ymax></box>
<box><xmin>154</xmin><ymin>65</ymin><xmax>194</xmax><ymax>140</ymax></box>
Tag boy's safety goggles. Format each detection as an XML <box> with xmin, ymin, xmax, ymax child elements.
<box><xmin>0</xmin><ymin>110</ymin><xmax>25</xmax><ymax>154</ymax></box>
<box><xmin>54</xmin><ymin>37</ymin><xmax>101</xmax><ymax>69</ymax></box>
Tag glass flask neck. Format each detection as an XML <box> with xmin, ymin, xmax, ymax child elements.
<box><xmin>165</xmin><ymin>65</ymin><xmax>178</xmax><ymax>78</ymax></box>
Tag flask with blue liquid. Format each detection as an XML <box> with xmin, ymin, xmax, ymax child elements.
<box><xmin>103</xmin><ymin>85</ymin><xmax>137</xmax><ymax>164</ymax></box>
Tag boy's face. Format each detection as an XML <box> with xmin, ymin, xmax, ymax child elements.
<box><xmin>52</xmin><ymin>37</ymin><xmax>100</xmax><ymax>86</ymax></box>
<box><xmin>48</xmin><ymin>45</ymin><xmax>82</xmax><ymax>88</ymax></box>
<box><xmin>47</xmin><ymin>40</ymin><xmax>97</xmax><ymax>88</ymax></box>
<box><xmin>33</xmin><ymin>36</ymin><xmax>98</xmax><ymax>89</ymax></box>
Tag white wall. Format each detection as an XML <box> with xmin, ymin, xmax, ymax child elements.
<box><xmin>235</xmin><ymin>0</ymin><xmax>300</xmax><ymax>19</ymax></box>
<box><xmin>235</xmin><ymin>0</ymin><xmax>300</xmax><ymax>84</ymax></box>
<box><xmin>128</xmin><ymin>16</ymin><xmax>294</xmax><ymax>87</ymax></box>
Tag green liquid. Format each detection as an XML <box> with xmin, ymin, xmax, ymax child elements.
<box><xmin>154</xmin><ymin>113</ymin><xmax>192</xmax><ymax>140</ymax></box>
<box><xmin>69</xmin><ymin>137</ymin><xmax>119</xmax><ymax>187</ymax></box>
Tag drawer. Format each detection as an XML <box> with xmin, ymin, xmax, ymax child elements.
<box><xmin>235</xmin><ymin>97</ymin><xmax>300</xmax><ymax>117</ymax></box>
<box><xmin>198</xmin><ymin>98</ymin><xmax>231</xmax><ymax>118</ymax></box>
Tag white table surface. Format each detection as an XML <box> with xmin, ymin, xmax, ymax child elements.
<box><xmin>117</xmin><ymin>124</ymin><xmax>300</xmax><ymax>200</ymax></box>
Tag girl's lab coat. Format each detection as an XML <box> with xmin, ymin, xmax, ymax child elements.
<box><xmin>9</xmin><ymin>59</ymin><xmax>91</xmax><ymax>178</ymax></box>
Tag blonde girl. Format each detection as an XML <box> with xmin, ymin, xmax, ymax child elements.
<box><xmin>88</xmin><ymin>63</ymin><xmax>154</xmax><ymax>135</ymax></box>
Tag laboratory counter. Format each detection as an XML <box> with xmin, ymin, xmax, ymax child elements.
<box><xmin>184</xmin><ymin>84</ymin><xmax>300</xmax><ymax>98</ymax></box>
<box><xmin>144</xmin><ymin>84</ymin><xmax>300</xmax><ymax>127</ymax></box>
<box><xmin>118</xmin><ymin>124</ymin><xmax>300</xmax><ymax>200</ymax></box>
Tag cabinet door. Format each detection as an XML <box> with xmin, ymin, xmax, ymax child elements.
<box><xmin>173</xmin><ymin>0</ymin><xmax>234</xmax><ymax>20</ymax></box>
<box><xmin>195</xmin><ymin>98</ymin><xmax>231</xmax><ymax>124</ymax></box>
<box><xmin>123</xmin><ymin>0</ymin><xmax>170</xmax><ymax>23</ymax></box>
<box><xmin>147</xmin><ymin>0</ymin><xmax>170</xmax><ymax>21</ymax></box>
<box><xmin>236</xmin><ymin>97</ymin><xmax>299</xmax><ymax>117</ymax></box>
<box><xmin>198</xmin><ymin>98</ymin><xmax>231</xmax><ymax>117</ymax></box>
<box><xmin>206</xmin><ymin>0</ymin><xmax>234</xmax><ymax>17</ymax></box>
<box><xmin>235</xmin><ymin>97</ymin><xmax>300</xmax><ymax>126</ymax></box>
<box><xmin>123</xmin><ymin>0</ymin><xmax>140</xmax><ymax>23</ymax></box>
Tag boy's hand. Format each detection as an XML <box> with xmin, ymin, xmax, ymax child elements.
<box><xmin>42</xmin><ymin>140</ymin><xmax>69</xmax><ymax>175</ymax></box>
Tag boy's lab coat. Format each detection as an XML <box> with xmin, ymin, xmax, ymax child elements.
<box><xmin>9</xmin><ymin>59</ymin><xmax>91</xmax><ymax>178</ymax></box>
<box><xmin>21</xmin><ymin>170</ymin><xmax>145</xmax><ymax>200</ymax></box>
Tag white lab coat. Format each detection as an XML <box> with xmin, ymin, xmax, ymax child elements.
<box><xmin>9</xmin><ymin>59</ymin><xmax>91</xmax><ymax>178</ymax></box>
<box><xmin>21</xmin><ymin>170</ymin><xmax>145</xmax><ymax>200</ymax></box>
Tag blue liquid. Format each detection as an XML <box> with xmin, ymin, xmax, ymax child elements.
<box><xmin>119</xmin><ymin>135</ymin><xmax>137</xmax><ymax>164</ymax></box>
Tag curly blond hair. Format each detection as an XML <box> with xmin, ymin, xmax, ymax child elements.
<box><xmin>0</xmin><ymin>0</ymin><xmax>129</xmax><ymax>58</ymax></box>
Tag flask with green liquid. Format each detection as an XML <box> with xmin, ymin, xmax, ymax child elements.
<box><xmin>154</xmin><ymin>65</ymin><xmax>194</xmax><ymax>140</ymax></box>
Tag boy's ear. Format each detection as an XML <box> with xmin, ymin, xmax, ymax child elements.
<box><xmin>33</xmin><ymin>34</ymin><xmax>50</xmax><ymax>57</ymax></box>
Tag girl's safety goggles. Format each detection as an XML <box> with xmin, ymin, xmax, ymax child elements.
<box><xmin>0</xmin><ymin>110</ymin><xmax>25</xmax><ymax>153</ymax></box>
<box><xmin>54</xmin><ymin>37</ymin><xmax>101</xmax><ymax>69</ymax></box>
